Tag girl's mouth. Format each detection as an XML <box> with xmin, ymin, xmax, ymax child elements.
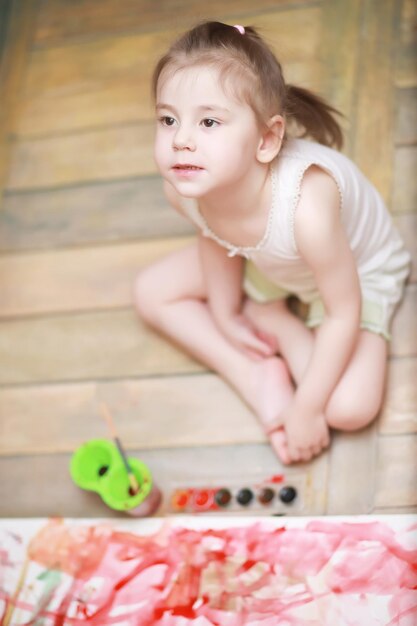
<box><xmin>172</xmin><ymin>164</ymin><xmax>204</xmax><ymax>177</ymax></box>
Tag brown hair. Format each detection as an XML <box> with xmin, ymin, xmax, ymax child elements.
<box><xmin>152</xmin><ymin>21</ymin><xmax>343</xmax><ymax>149</ymax></box>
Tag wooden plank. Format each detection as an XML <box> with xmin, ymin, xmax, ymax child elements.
<box><xmin>24</xmin><ymin>9</ymin><xmax>321</xmax><ymax>99</ymax></box>
<box><xmin>392</xmin><ymin>145</ymin><xmax>417</xmax><ymax>214</ymax></box>
<box><xmin>373</xmin><ymin>505</ymin><xmax>417</xmax><ymax>514</ymax></box>
<box><xmin>22</xmin><ymin>30</ymin><xmax>167</xmax><ymax>99</ymax></box>
<box><xmin>16</xmin><ymin>79</ymin><xmax>154</xmax><ymax>136</ymax></box>
<box><xmin>32</xmin><ymin>0</ymin><xmax>317</xmax><ymax>47</ymax></box>
<box><xmin>0</xmin><ymin>374</ymin><xmax>264</xmax><ymax>456</ymax></box>
<box><xmin>0</xmin><ymin>453</ymin><xmax>115</xmax><ymax>518</ymax></box>
<box><xmin>390</xmin><ymin>283</ymin><xmax>417</xmax><ymax>357</ymax></box>
<box><xmin>352</xmin><ymin>0</ymin><xmax>396</xmax><ymax>202</ymax></box>
<box><xmin>5</xmin><ymin>122</ymin><xmax>156</xmax><ymax>191</ymax></box>
<box><xmin>0</xmin><ymin>175</ymin><xmax>194</xmax><ymax>252</ymax></box>
<box><xmin>0</xmin><ymin>0</ymin><xmax>38</xmax><ymax>199</ymax></box>
<box><xmin>0</xmin><ymin>0</ymin><xmax>13</xmax><ymax>61</ymax></box>
<box><xmin>374</xmin><ymin>434</ymin><xmax>417</xmax><ymax>508</ymax></box>
<box><xmin>0</xmin><ymin>310</ymin><xmax>204</xmax><ymax>385</ymax></box>
<box><xmin>326</xmin><ymin>423</ymin><xmax>378</xmax><ymax>514</ymax></box>
<box><xmin>319</xmin><ymin>0</ymin><xmax>362</xmax><ymax>156</ymax></box>
<box><xmin>394</xmin><ymin>0</ymin><xmax>417</xmax><ymax>88</ymax></box>
<box><xmin>0</xmin><ymin>236</ymin><xmax>194</xmax><ymax>317</ymax></box>
<box><xmin>379</xmin><ymin>357</ymin><xmax>417</xmax><ymax>435</ymax></box>
<box><xmin>394</xmin><ymin>87</ymin><xmax>417</xmax><ymax>145</ymax></box>
<box><xmin>0</xmin><ymin>443</ymin><xmax>326</xmax><ymax>518</ymax></box>
<box><xmin>393</xmin><ymin>213</ymin><xmax>417</xmax><ymax>283</ymax></box>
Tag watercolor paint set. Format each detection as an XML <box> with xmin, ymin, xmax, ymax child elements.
<box><xmin>168</xmin><ymin>473</ymin><xmax>305</xmax><ymax>515</ymax></box>
<box><xmin>70</xmin><ymin>427</ymin><xmax>310</xmax><ymax>518</ymax></box>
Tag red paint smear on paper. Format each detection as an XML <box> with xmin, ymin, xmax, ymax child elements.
<box><xmin>1</xmin><ymin>519</ymin><xmax>416</xmax><ymax>625</ymax></box>
<box><xmin>27</xmin><ymin>518</ymin><xmax>112</xmax><ymax>577</ymax></box>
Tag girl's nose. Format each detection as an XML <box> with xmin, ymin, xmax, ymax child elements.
<box><xmin>173</xmin><ymin>127</ymin><xmax>196</xmax><ymax>151</ymax></box>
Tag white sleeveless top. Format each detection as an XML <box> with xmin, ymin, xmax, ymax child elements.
<box><xmin>180</xmin><ymin>138</ymin><xmax>411</xmax><ymax>323</ymax></box>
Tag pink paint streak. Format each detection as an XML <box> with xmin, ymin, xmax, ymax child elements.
<box><xmin>0</xmin><ymin>519</ymin><xmax>416</xmax><ymax>625</ymax></box>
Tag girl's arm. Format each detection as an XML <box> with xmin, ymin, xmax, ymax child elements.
<box><xmin>163</xmin><ymin>180</ymin><xmax>275</xmax><ymax>359</ymax></box>
<box><xmin>198</xmin><ymin>233</ymin><xmax>277</xmax><ymax>359</ymax></box>
<box><xmin>284</xmin><ymin>166</ymin><xmax>361</xmax><ymax>460</ymax></box>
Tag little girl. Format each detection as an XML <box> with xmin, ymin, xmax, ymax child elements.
<box><xmin>134</xmin><ymin>21</ymin><xmax>411</xmax><ymax>464</ymax></box>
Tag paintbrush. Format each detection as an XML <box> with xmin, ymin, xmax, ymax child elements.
<box><xmin>99</xmin><ymin>402</ymin><xmax>139</xmax><ymax>495</ymax></box>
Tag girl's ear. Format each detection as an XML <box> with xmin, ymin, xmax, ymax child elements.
<box><xmin>256</xmin><ymin>115</ymin><xmax>285</xmax><ymax>163</ymax></box>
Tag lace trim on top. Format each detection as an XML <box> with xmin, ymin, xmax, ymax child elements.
<box><xmin>195</xmin><ymin>163</ymin><xmax>277</xmax><ymax>259</ymax></box>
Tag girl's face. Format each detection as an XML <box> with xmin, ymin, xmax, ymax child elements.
<box><xmin>154</xmin><ymin>66</ymin><xmax>264</xmax><ymax>199</ymax></box>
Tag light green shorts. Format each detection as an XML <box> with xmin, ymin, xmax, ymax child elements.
<box><xmin>243</xmin><ymin>260</ymin><xmax>391</xmax><ymax>341</ymax></box>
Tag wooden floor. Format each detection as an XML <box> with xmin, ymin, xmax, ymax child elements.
<box><xmin>0</xmin><ymin>0</ymin><xmax>416</xmax><ymax>518</ymax></box>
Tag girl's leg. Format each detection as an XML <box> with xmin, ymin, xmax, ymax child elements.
<box><xmin>244</xmin><ymin>299</ymin><xmax>388</xmax><ymax>453</ymax></box>
<box><xmin>134</xmin><ymin>243</ymin><xmax>294</xmax><ymax>458</ymax></box>
<box><xmin>243</xmin><ymin>298</ymin><xmax>314</xmax><ymax>383</ymax></box>
<box><xmin>324</xmin><ymin>330</ymin><xmax>387</xmax><ymax>430</ymax></box>
<box><xmin>242</xmin><ymin>256</ymin><xmax>316</xmax><ymax>380</ymax></box>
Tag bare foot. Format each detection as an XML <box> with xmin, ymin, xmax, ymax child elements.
<box><xmin>269</xmin><ymin>429</ymin><xmax>291</xmax><ymax>465</ymax></box>
<box><xmin>241</xmin><ymin>357</ymin><xmax>294</xmax><ymax>464</ymax></box>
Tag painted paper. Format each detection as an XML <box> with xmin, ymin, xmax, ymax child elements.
<box><xmin>1</xmin><ymin>516</ymin><xmax>416</xmax><ymax>625</ymax></box>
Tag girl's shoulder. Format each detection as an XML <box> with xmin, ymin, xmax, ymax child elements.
<box><xmin>269</xmin><ymin>139</ymin><xmax>348</xmax><ymax>247</ymax></box>
<box><xmin>277</xmin><ymin>137</ymin><xmax>362</xmax><ymax>180</ymax></box>
<box><xmin>274</xmin><ymin>137</ymin><xmax>367</xmax><ymax>203</ymax></box>
<box><xmin>279</xmin><ymin>137</ymin><xmax>350</xmax><ymax>168</ymax></box>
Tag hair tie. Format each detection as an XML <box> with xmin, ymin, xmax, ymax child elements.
<box><xmin>233</xmin><ymin>24</ymin><xmax>245</xmax><ymax>35</ymax></box>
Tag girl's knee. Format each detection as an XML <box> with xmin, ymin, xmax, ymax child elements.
<box><xmin>133</xmin><ymin>267</ymin><xmax>163</xmax><ymax>323</ymax></box>
<box><xmin>325</xmin><ymin>391</ymin><xmax>382</xmax><ymax>431</ymax></box>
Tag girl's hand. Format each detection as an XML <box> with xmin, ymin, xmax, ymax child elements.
<box><xmin>282</xmin><ymin>403</ymin><xmax>330</xmax><ymax>463</ymax></box>
<box><xmin>218</xmin><ymin>313</ymin><xmax>278</xmax><ymax>360</ymax></box>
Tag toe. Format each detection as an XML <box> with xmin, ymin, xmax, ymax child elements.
<box><xmin>269</xmin><ymin>428</ymin><xmax>292</xmax><ymax>465</ymax></box>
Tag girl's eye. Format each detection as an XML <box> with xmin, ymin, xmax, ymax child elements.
<box><xmin>160</xmin><ymin>116</ymin><xmax>176</xmax><ymax>126</ymax></box>
<box><xmin>202</xmin><ymin>118</ymin><xmax>218</xmax><ymax>128</ymax></box>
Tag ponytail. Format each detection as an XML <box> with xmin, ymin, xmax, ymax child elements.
<box><xmin>285</xmin><ymin>85</ymin><xmax>344</xmax><ymax>149</ymax></box>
